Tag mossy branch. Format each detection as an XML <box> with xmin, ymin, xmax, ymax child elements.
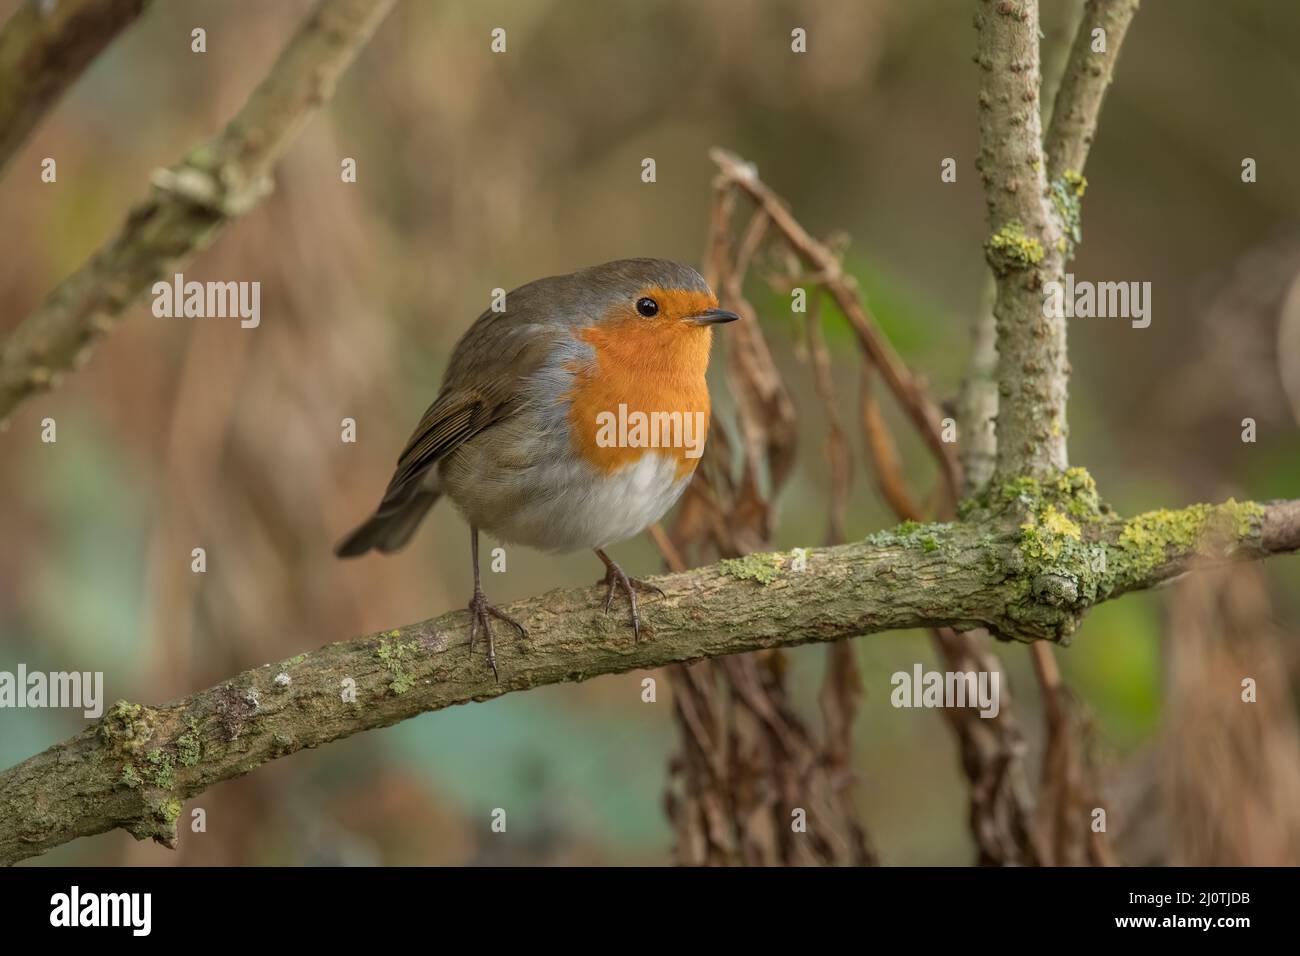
<box><xmin>2</xmin><ymin>490</ymin><xmax>1296</xmax><ymax>865</ymax></box>
<box><xmin>0</xmin><ymin>0</ymin><xmax>395</xmax><ymax>425</ymax></box>
<box><xmin>0</xmin><ymin>0</ymin><xmax>153</xmax><ymax>176</ymax></box>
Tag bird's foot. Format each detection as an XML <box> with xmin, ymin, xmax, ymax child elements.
<box><xmin>467</xmin><ymin>589</ymin><xmax>528</xmax><ymax>680</ymax></box>
<box><xmin>596</xmin><ymin>560</ymin><xmax>664</xmax><ymax>644</ymax></box>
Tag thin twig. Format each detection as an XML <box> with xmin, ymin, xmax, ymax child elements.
<box><xmin>0</xmin><ymin>0</ymin><xmax>396</xmax><ymax>424</ymax></box>
<box><xmin>709</xmin><ymin>147</ymin><xmax>962</xmax><ymax>505</ymax></box>
<box><xmin>0</xmin><ymin>0</ymin><xmax>153</xmax><ymax>175</ymax></box>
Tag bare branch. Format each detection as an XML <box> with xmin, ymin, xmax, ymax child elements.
<box><xmin>0</xmin><ymin>0</ymin><xmax>152</xmax><ymax>176</ymax></box>
<box><xmin>0</xmin><ymin>0</ymin><xmax>395</xmax><ymax>425</ymax></box>
<box><xmin>956</xmin><ymin>275</ymin><xmax>999</xmax><ymax>497</ymax></box>
<box><xmin>1044</xmin><ymin>0</ymin><xmax>1140</xmax><ymax>183</ymax></box>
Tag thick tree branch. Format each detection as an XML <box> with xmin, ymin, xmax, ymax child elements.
<box><xmin>1044</xmin><ymin>0</ymin><xmax>1140</xmax><ymax>184</ymax></box>
<box><xmin>2</xmin><ymin>495</ymin><xmax>1296</xmax><ymax>865</ymax></box>
<box><xmin>0</xmin><ymin>0</ymin><xmax>152</xmax><ymax>175</ymax></box>
<box><xmin>0</xmin><ymin>0</ymin><xmax>395</xmax><ymax>425</ymax></box>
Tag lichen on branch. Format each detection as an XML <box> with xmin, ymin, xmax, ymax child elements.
<box><xmin>2</xmin><ymin>489</ymin><xmax>1296</xmax><ymax>865</ymax></box>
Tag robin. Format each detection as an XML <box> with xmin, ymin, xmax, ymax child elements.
<box><xmin>336</xmin><ymin>258</ymin><xmax>738</xmax><ymax>677</ymax></box>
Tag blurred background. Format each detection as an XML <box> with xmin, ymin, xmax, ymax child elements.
<box><xmin>1</xmin><ymin>0</ymin><xmax>1298</xmax><ymax>865</ymax></box>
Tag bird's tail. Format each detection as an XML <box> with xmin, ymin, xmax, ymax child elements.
<box><xmin>335</xmin><ymin>488</ymin><xmax>441</xmax><ymax>557</ymax></box>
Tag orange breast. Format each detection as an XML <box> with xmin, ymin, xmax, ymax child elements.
<box><xmin>564</xmin><ymin>303</ymin><xmax>714</xmax><ymax>481</ymax></box>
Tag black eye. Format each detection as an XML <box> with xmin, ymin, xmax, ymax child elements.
<box><xmin>635</xmin><ymin>296</ymin><xmax>659</xmax><ymax>317</ymax></box>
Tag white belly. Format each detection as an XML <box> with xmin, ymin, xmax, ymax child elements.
<box><xmin>487</xmin><ymin>452</ymin><xmax>690</xmax><ymax>553</ymax></box>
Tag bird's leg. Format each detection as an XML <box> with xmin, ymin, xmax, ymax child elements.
<box><xmin>593</xmin><ymin>548</ymin><xmax>664</xmax><ymax>643</ymax></box>
<box><xmin>467</xmin><ymin>526</ymin><xmax>527</xmax><ymax>680</ymax></box>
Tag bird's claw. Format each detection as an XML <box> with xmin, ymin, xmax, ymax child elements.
<box><xmin>597</xmin><ymin>565</ymin><xmax>662</xmax><ymax>644</ymax></box>
<box><xmin>467</xmin><ymin>590</ymin><xmax>528</xmax><ymax>680</ymax></box>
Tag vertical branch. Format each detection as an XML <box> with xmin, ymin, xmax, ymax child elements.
<box><xmin>1044</xmin><ymin>0</ymin><xmax>1140</xmax><ymax>183</ymax></box>
<box><xmin>955</xmin><ymin>274</ymin><xmax>999</xmax><ymax>496</ymax></box>
<box><xmin>975</xmin><ymin>0</ymin><xmax>1068</xmax><ymax>480</ymax></box>
<box><xmin>976</xmin><ymin>0</ymin><xmax>1138</xmax><ymax>863</ymax></box>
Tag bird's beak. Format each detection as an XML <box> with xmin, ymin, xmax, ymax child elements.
<box><xmin>690</xmin><ymin>307</ymin><xmax>740</xmax><ymax>325</ymax></box>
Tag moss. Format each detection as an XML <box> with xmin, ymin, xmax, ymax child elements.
<box><xmin>389</xmin><ymin>673</ymin><xmax>416</xmax><ymax>695</ymax></box>
<box><xmin>376</xmin><ymin>633</ymin><xmax>421</xmax><ymax>695</ymax></box>
<box><xmin>975</xmin><ymin>467</ymin><xmax>1103</xmax><ymax>521</ymax></box>
<box><xmin>1055</xmin><ymin>467</ymin><xmax>1102</xmax><ymax>519</ymax></box>
<box><xmin>719</xmin><ymin>552</ymin><xmax>786</xmax><ymax>586</ymax></box>
<box><xmin>992</xmin><ymin>470</ymin><xmax>1112</xmax><ymax>615</ymax></box>
<box><xmin>120</xmin><ymin>764</ymin><xmax>143</xmax><ymax>789</ymax></box>
<box><xmin>987</xmin><ymin>221</ymin><xmax>1044</xmax><ymax>273</ymax></box>
<box><xmin>1041</xmin><ymin>505</ymin><xmax>1082</xmax><ymax>540</ymax></box>
<box><xmin>920</xmin><ymin>536</ymin><xmax>939</xmax><ymax>553</ymax></box>
<box><xmin>176</xmin><ymin>720</ymin><xmax>201</xmax><ymax>768</ymax></box>
<box><xmin>157</xmin><ymin>798</ymin><xmax>183</xmax><ymax>826</ymax></box>
<box><xmin>143</xmin><ymin>748</ymin><xmax>176</xmax><ymax>790</ymax></box>
<box><xmin>99</xmin><ymin>700</ymin><xmax>154</xmax><ymax>752</ymax></box>
<box><xmin>1013</xmin><ymin>504</ymin><xmax>1086</xmax><ymax>580</ymax></box>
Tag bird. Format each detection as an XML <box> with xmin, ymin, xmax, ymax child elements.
<box><xmin>336</xmin><ymin>258</ymin><xmax>739</xmax><ymax>677</ymax></box>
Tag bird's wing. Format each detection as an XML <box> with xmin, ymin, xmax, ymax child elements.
<box><xmin>383</xmin><ymin>313</ymin><xmax>566</xmax><ymax>497</ymax></box>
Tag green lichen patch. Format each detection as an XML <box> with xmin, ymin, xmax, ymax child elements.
<box><xmin>99</xmin><ymin>700</ymin><xmax>155</xmax><ymax>752</ymax></box>
<box><xmin>1050</xmin><ymin>170</ymin><xmax>1087</xmax><ymax>256</ymax></box>
<box><xmin>1054</xmin><ymin>467</ymin><xmax>1102</xmax><ymax>519</ymax></box>
<box><xmin>120</xmin><ymin>764</ymin><xmax>143</xmax><ymax>789</ymax></box>
<box><xmin>1114</xmin><ymin>499</ymin><xmax>1264</xmax><ymax>582</ymax></box>
<box><xmin>719</xmin><ymin>553</ymin><xmax>785</xmax><ymax>586</ymax></box>
<box><xmin>863</xmin><ymin>520</ymin><xmax>956</xmax><ymax>554</ymax></box>
<box><xmin>143</xmin><ymin>748</ymin><xmax>176</xmax><ymax>790</ymax></box>
<box><xmin>989</xmin><ymin>469</ymin><xmax>1114</xmax><ymax>615</ymax></box>
<box><xmin>158</xmin><ymin>798</ymin><xmax>183</xmax><ymax>826</ymax></box>
<box><xmin>965</xmin><ymin>467</ymin><xmax>1105</xmax><ymax>524</ymax></box>
<box><xmin>987</xmin><ymin>221</ymin><xmax>1044</xmax><ymax>273</ymax></box>
<box><xmin>376</xmin><ymin>633</ymin><xmax>421</xmax><ymax>695</ymax></box>
<box><xmin>176</xmin><ymin>719</ymin><xmax>202</xmax><ymax>768</ymax></box>
<box><xmin>1020</xmin><ymin>504</ymin><xmax>1082</xmax><ymax>563</ymax></box>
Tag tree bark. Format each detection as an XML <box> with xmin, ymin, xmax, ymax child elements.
<box><xmin>2</xmin><ymin>496</ymin><xmax>1296</xmax><ymax>865</ymax></box>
